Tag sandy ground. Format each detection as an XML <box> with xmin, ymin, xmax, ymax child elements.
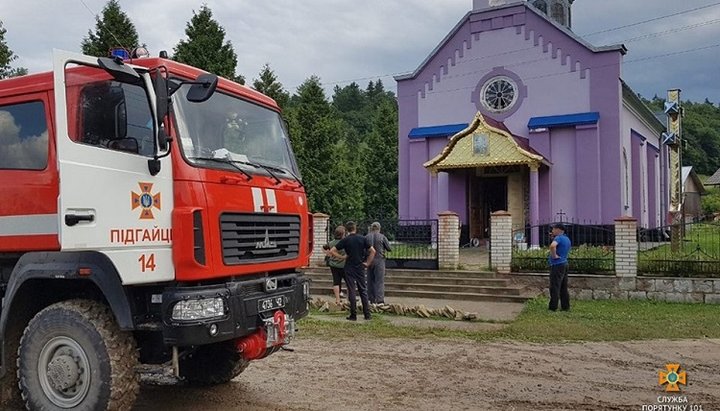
<box><xmin>134</xmin><ymin>336</ymin><xmax>720</xmax><ymax>411</ymax></box>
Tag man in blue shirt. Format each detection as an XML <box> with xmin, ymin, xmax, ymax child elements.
<box><xmin>548</xmin><ymin>223</ymin><xmax>571</xmax><ymax>311</ymax></box>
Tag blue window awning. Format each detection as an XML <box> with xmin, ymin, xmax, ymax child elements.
<box><xmin>527</xmin><ymin>112</ymin><xmax>600</xmax><ymax>130</ymax></box>
<box><xmin>409</xmin><ymin>123</ymin><xmax>468</xmax><ymax>139</ymax></box>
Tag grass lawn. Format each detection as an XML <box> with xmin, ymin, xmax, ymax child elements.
<box><xmin>300</xmin><ymin>298</ymin><xmax>720</xmax><ymax>342</ymax></box>
<box><xmin>386</xmin><ymin>242</ymin><xmax>437</xmax><ymax>259</ymax></box>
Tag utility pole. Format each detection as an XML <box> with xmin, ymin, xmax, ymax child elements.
<box><xmin>663</xmin><ymin>89</ymin><xmax>682</xmax><ymax>251</ymax></box>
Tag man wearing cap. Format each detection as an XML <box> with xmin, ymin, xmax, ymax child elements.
<box><xmin>548</xmin><ymin>223</ymin><xmax>571</xmax><ymax>311</ymax></box>
<box><xmin>366</xmin><ymin>222</ymin><xmax>392</xmax><ymax>304</ymax></box>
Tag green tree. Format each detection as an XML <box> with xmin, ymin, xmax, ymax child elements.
<box><xmin>0</xmin><ymin>20</ymin><xmax>27</xmax><ymax>79</ymax></box>
<box><xmin>332</xmin><ymin>82</ymin><xmax>370</xmax><ymax>144</ymax></box>
<box><xmin>285</xmin><ymin>76</ymin><xmax>364</xmax><ymax>218</ymax></box>
<box><xmin>173</xmin><ymin>5</ymin><xmax>244</xmax><ymax>84</ymax></box>
<box><xmin>81</xmin><ymin>0</ymin><xmax>140</xmax><ymax>57</ymax></box>
<box><xmin>252</xmin><ymin>63</ymin><xmax>289</xmax><ymax>108</ymax></box>
<box><xmin>364</xmin><ymin>98</ymin><xmax>398</xmax><ymax>219</ymax></box>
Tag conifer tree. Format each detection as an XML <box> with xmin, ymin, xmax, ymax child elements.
<box><xmin>173</xmin><ymin>5</ymin><xmax>244</xmax><ymax>84</ymax></box>
<box><xmin>0</xmin><ymin>21</ymin><xmax>27</xmax><ymax>79</ymax></box>
<box><xmin>81</xmin><ymin>0</ymin><xmax>140</xmax><ymax>57</ymax></box>
<box><xmin>285</xmin><ymin>76</ymin><xmax>364</xmax><ymax>218</ymax></box>
<box><xmin>253</xmin><ymin>63</ymin><xmax>289</xmax><ymax>108</ymax></box>
<box><xmin>364</xmin><ymin>98</ymin><xmax>398</xmax><ymax>219</ymax></box>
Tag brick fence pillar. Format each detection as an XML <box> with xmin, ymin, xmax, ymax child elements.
<box><xmin>310</xmin><ymin>213</ymin><xmax>330</xmax><ymax>267</ymax></box>
<box><xmin>490</xmin><ymin>211</ymin><xmax>512</xmax><ymax>274</ymax></box>
<box><xmin>437</xmin><ymin>211</ymin><xmax>460</xmax><ymax>270</ymax></box>
<box><xmin>614</xmin><ymin>216</ymin><xmax>638</xmax><ymax>277</ymax></box>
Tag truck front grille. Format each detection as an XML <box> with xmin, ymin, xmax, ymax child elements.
<box><xmin>220</xmin><ymin>213</ymin><xmax>300</xmax><ymax>265</ymax></box>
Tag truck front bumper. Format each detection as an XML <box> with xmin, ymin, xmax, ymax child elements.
<box><xmin>160</xmin><ymin>272</ymin><xmax>310</xmax><ymax>346</ymax></box>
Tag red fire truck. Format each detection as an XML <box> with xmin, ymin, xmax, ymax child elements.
<box><xmin>0</xmin><ymin>50</ymin><xmax>311</xmax><ymax>409</ymax></box>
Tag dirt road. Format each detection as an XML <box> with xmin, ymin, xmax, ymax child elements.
<box><xmin>134</xmin><ymin>336</ymin><xmax>720</xmax><ymax>411</ymax></box>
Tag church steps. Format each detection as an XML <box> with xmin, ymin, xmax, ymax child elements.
<box><xmin>302</xmin><ymin>268</ymin><xmax>496</xmax><ymax>279</ymax></box>
<box><xmin>303</xmin><ymin>272</ymin><xmax>510</xmax><ymax>287</ymax></box>
<box><xmin>304</xmin><ymin>267</ymin><xmax>532</xmax><ymax>303</ymax></box>
<box><xmin>309</xmin><ymin>279</ymin><xmax>522</xmax><ymax>296</ymax></box>
<box><xmin>309</xmin><ymin>286</ymin><xmax>530</xmax><ymax>303</ymax></box>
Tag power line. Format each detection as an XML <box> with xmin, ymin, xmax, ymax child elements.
<box><xmin>293</xmin><ymin>11</ymin><xmax>720</xmax><ymax>91</ymax></box>
<box><xmin>306</xmin><ymin>15</ymin><xmax>720</xmax><ymax>93</ymax></box>
<box><xmin>621</xmin><ymin>18</ymin><xmax>720</xmax><ymax>44</ymax></box>
<box><xmin>398</xmin><ymin>42</ymin><xmax>720</xmax><ymax>99</ymax></box>
<box><xmin>580</xmin><ymin>1</ymin><xmax>720</xmax><ymax>37</ymax></box>
<box><xmin>78</xmin><ymin>0</ymin><xmax>132</xmax><ymax>55</ymax></box>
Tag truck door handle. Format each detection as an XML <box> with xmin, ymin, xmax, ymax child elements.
<box><xmin>65</xmin><ymin>214</ymin><xmax>95</xmax><ymax>226</ymax></box>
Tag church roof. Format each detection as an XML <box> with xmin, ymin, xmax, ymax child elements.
<box><xmin>395</xmin><ymin>1</ymin><xmax>626</xmax><ymax>82</ymax></box>
<box><xmin>706</xmin><ymin>168</ymin><xmax>720</xmax><ymax>186</ymax></box>
<box><xmin>621</xmin><ymin>80</ymin><xmax>666</xmax><ymax>134</ymax></box>
<box><xmin>424</xmin><ymin>112</ymin><xmax>546</xmax><ymax>172</ymax></box>
<box><xmin>683</xmin><ymin>166</ymin><xmax>706</xmax><ymax>195</ymax></box>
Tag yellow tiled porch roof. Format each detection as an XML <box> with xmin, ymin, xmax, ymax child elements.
<box><xmin>424</xmin><ymin>112</ymin><xmax>545</xmax><ymax>173</ymax></box>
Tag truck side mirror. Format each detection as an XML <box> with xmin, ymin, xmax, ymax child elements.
<box><xmin>187</xmin><ymin>74</ymin><xmax>218</xmax><ymax>103</ymax></box>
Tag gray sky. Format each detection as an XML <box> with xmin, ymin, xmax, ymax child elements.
<box><xmin>2</xmin><ymin>0</ymin><xmax>719</xmax><ymax>102</ymax></box>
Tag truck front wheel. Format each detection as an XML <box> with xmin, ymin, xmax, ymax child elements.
<box><xmin>17</xmin><ymin>300</ymin><xmax>139</xmax><ymax>411</ymax></box>
<box><xmin>180</xmin><ymin>341</ymin><xmax>250</xmax><ymax>386</ymax></box>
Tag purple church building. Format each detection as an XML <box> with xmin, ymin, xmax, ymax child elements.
<box><xmin>395</xmin><ymin>0</ymin><xmax>668</xmax><ymax>246</ymax></box>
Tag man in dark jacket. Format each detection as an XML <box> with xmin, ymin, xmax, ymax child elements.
<box><xmin>366</xmin><ymin>222</ymin><xmax>392</xmax><ymax>304</ymax></box>
<box><xmin>330</xmin><ymin>221</ymin><xmax>376</xmax><ymax>320</ymax></box>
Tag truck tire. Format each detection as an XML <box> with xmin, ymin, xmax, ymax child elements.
<box><xmin>17</xmin><ymin>300</ymin><xmax>139</xmax><ymax>411</ymax></box>
<box><xmin>180</xmin><ymin>341</ymin><xmax>250</xmax><ymax>386</ymax></box>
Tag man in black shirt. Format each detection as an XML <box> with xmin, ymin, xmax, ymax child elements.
<box><xmin>330</xmin><ymin>221</ymin><xmax>376</xmax><ymax>320</ymax></box>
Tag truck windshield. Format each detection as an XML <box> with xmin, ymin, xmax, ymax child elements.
<box><xmin>172</xmin><ymin>86</ymin><xmax>300</xmax><ymax>179</ymax></box>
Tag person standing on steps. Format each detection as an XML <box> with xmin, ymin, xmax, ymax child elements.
<box><xmin>329</xmin><ymin>221</ymin><xmax>375</xmax><ymax>321</ymax></box>
<box><xmin>323</xmin><ymin>225</ymin><xmax>347</xmax><ymax>305</ymax></box>
<box><xmin>365</xmin><ymin>222</ymin><xmax>391</xmax><ymax>304</ymax></box>
<box><xmin>548</xmin><ymin>223</ymin><xmax>571</xmax><ymax>311</ymax></box>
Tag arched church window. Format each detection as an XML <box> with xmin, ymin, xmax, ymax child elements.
<box><xmin>532</xmin><ymin>0</ymin><xmax>548</xmax><ymax>14</ymax></box>
<box><xmin>480</xmin><ymin>76</ymin><xmax>518</xmax><ymax>113</ymax></box>
<box><xmin>551</xmin><ymin>3</ymin><xmax>566</xmax><ymax>25</ymax></box>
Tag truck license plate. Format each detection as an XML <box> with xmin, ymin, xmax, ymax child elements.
<box><xmin>258</xmin><ymin>296</ymin><xmax>286</xmax><ymax>313</ymax></box>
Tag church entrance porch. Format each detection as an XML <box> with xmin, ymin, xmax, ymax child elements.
<box><xmin>424</xmin><ymin>113</ymin><xmax>547</xmax><ymax>246</ymax></box>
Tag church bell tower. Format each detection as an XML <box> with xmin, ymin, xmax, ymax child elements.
<box><xmin>528</xmin><ymin>0</ymin><xmax>575</xmax><ymax>29</ymax></box>
<box><xmin>472</xmin><ymin>0</ymin><xmax>575</xmax><ymax>29</ymax></box>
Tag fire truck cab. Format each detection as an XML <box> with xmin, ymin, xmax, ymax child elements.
<box><xmin>0</xmin><ymin>50</ymin><xmax>311</xmax><ymax>410</ymax></box>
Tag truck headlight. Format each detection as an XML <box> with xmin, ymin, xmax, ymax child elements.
<box><xmin>172</xmin><ymin>297</ymin><xmax>225</xmax><ymax>321</ymax></box>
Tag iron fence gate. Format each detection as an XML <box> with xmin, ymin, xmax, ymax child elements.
<box><xmin>327</xmin><ymin>218</ymin><xmax>439</xmax><ymax>270</ymax></box>
<box><xmin>638</xmin><ymin>219</ymin><xmax>720</xmax><ymax>277</ymax></box>
<box><xmin>511</xmin><ymin>221</ymin><xmax>615</xmax><ymax>274</ymax></box>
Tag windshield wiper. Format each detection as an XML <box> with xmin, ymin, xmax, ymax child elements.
<box><xmin>245</xmin><ymin>161</ymin><xmax>304</xmax><ymax>188</ymax></box>
<box><xmin>274</xmin><ymin>165</ymin><xmax>304</xmax><ymax>188</ymax></box>
<box><xmin>188</xmin><ymin>157</ymin><xmax>253</xmax><ymax>181</ymax></box>
<box><xmin>242</xmin><ymin>161</ymin><xmax>282</xmax><ymax>185</ymax></box>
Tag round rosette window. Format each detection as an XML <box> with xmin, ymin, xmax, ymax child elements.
<box><xmin>480</xmin><ymin>76</ymin><xmax>518</xmax><ymax>113</ymax></box>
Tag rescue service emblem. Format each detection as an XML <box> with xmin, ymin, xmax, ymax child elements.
<box><xmin>131</xmin><ymin>182</ymin><xmax>162</xmax><ymax>220</ymax></box>
<box><xmin>658</xmin><ymin>363</ymin><xmax>687</xmax><ymax>392</ymax></box>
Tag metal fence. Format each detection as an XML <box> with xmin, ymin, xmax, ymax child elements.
<box><xmin>511</xmin><ymin>221</ymin><xmax>615</xmax><ymax>274</ymax></box>
<box><xmin>327</xmin><ymin>218</ymin><xmax>439</xmax><ymax>270</ymax></box>
<box><xmin>638</xmin><ymin>219</ymin><xmax>720</xmax><ymax>277</ymax></box>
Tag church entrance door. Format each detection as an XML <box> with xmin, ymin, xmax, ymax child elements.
<box><xmin>469</xmin><ymin>176</ymin><xmax>508</xmax><ymax>240</ymax></box>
